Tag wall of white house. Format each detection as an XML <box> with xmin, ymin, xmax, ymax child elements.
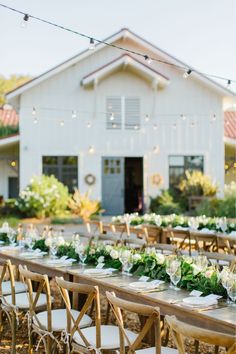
<box><xmin>17</xmin><ymin>36</ymin><xmax>225</xmax><ymax>206</ymax></box>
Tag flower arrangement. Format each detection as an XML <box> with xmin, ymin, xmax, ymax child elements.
<box><xmin>111</xmin><ymin>213</ymin><xmax>236</xmax><ymax>233</ymax></box>
<box><xmin>29</xmin><ymin>234</ymin><xmax>234</xmax><ymax>298</ymax></box>
<box><xmin>68</xmin><ymin>189</ymin><xmax>103</xmax><ymax>221</ymax></box>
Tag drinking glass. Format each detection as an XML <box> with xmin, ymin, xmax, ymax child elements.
<box><xmin>170</xmin><ymin>266</ymin><xmax>181</xmax><ymax>291</ymax></box>
<box><xmin>121</xmin><ymin>259</ymin><xmax>133</xmax><ymax>276</ymax></box>
<box><xmin>222</xmin><ymin>274</ymin><xmax>235</xmax><ymax>304</ymax></box>
<box><xmin>195</xmin><ymin>255</ymin><xmax>208</xmax><ymax>270</ymax></box>
<box><xmin>8</xmin><ymin>230</ymin><xmax>16</xmax><ymax>246</ymax></box>
<box><xmin>220</xmin><ymin>217</ymin><xmax>228</xmax><ymax>233</ymax></box>
<box><xmin>25</xmin><ymin>236</ymin><xmax>34</xmax><ymax>251</ymax></box>
<box><xmin>50</xmin><ymin>237</ymin><xmax>58</xmax><ymax>258</ymax></box>
<box><xmin>228</xmin><ymin>281</ymin><xmax>236</xmax><ymax>306</ymax></box>
<box><xmin>166</xmin><ymin>257</ymin><xmax>180</xmax><ymax>289</ymax></box>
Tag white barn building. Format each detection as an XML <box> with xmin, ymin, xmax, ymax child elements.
<box><xmin>1</xmin><ymin>28</ymin><xmax>236</xmax><ymax>214</ymax></box>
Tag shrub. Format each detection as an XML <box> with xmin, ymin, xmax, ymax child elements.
<box><xmin>224</xmin><ymin>181</ymin><xmax>236</xmax><ymax>199</ymax></box>
<box><xmin>68</xmin><ymin>189</ymin><xmax>103</xmax><ymax>221</ymax></box>
<box><xmin>196</xmin><ymin>197</ymin><xmax>236</xmax><ymax>218</ymax></box>
<box><xmin>150</xmin><ymin>189</ymin><xmax>182</xmax><ymax>215</ymax></box>
<box><xmin>178</xmin><ymin>170</ymin><xmax>218</xmax><ymax>197</ymax></box>
<box><xmin>16</xmin><ymin>175</ymin><xmax>69</xmax><ymax>218</ymax></box>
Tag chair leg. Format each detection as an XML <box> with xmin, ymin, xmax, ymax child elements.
<box><xmin>194</xmin><ymin>339</ymin><xmax>199</xmax><ymax>354</ymax></box>
<box><xmin>214</xmin><ymin>345</ymin><xmax>219</xmax><ymax>354</ymax></box>
<box><xmin>105</xmin><ymin>302</ymin><xmax>111</xmax><ymax>324</ymax></box>
<box><xmin>11</xmin><ymin>312</ymin><xmax>17</xmax><ymax>354</ymax></box>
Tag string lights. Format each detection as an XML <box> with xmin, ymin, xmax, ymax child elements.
<box><xmin>183</xmin><ymin>69</ymin><xmax>192</xmax><ymax>79</ymax></box>
<box><xmin>20</xmin><ymin>13</ymin><xmax>29</xmax><ymax>28</ymax></box>
<box><xmin>71</xmin><ymin>110</ymin><xmax>77</xmax><ymax>118</ymax></box>
<box><xmin>0</xmin><ymin>3</ymin><xmax>235</xmax><ymax>87</ymax></box>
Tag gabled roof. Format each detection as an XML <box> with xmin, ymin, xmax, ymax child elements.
<box><xmin>0</xmin><ymin>108</ymin><xmax>19</xmax><ymax>126</ymax></box>
<box><xmin>6</xmin><ymin>28</ymin><xmax>236</xmax><ymax>100</ymax></box>
<box><xmin>81</xmin><ymin>54</ymin><xmax>169</xmax><ymax>88</ymax></box>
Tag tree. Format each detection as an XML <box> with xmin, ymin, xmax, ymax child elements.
<box><xmin>0</xmin><ymin>74</ymin><xmax>32</xmax><ymax>106</ymax></box>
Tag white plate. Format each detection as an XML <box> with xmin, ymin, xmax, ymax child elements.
<box><xmin>129</xmin><ymin>282</ymin><xmax>156</xmax><ymax>290</ymax></box>
<box><xmin>83</xmin><ymin>269</ymin><xmax>111</xmax><ymax>275</ymax></box>
<box><xmin>182</xmin><ymin>296</ymin><xmax>217</xmax><ymax>307</ymax></box>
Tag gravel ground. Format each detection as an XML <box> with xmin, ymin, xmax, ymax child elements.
<box><xmin>0</xmin><ymin>280</ymin><xmax>226</xmax><ymax>354</ymax></box>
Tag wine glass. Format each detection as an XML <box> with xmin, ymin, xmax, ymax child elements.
<box><xmin>220</xmin><ymin>217</ymin><xmax>228</xmax><ymax>234</ymax></box>
<box><xmin>170</xmin><ymin>266</ymin><xmax>181</xmax><ymax>291</ymax></box>
<box><xmin>76</xmin><ymin>245</ymin><xmax>87</xmax><ymax>266</ymax></box>
<box><xmin>228</xmin><ymin>280</ymin><xmax>236</xmax><ymax>306</ymax></box>
<box><xmin>8</xmin><ymin>230</ymin><xmax>16</xmax><ymax>246</ymax></box>
<box><xmin>121</xmin><ymin>259</ymin><xmax>133</xmax><ymax>276</ymax></box>
<box><xmin>166</xmin><ymin>256</ymin><xmax>179</xmax><ymax>289</ymax></box>
<box><xmin>25</xmin><ymin>236</ymin><xmax>34</xmax><ymax>251</ymax></box>
<box><xmin>221</xmin><ymin>273</ymin><xmax>235</xmax><ymax>304</ymax></box>
<box><xmin>50</xmin><ymin>236</ymin><xmax>58</xmax><ymax>259</ymax></box>
<box><xmin>195</xmin><ymin>255</ymin><xmax>208</xmax><ymax>270</ymax></box>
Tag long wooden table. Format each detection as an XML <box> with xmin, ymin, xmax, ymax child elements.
<box><xmin>0</xmin><ymin>247</ymin><xmax>235</xmax><ymax>336</ymax></box>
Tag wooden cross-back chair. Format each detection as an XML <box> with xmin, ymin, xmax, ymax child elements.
<box><xmin>56</xmin><ymin>277</ymin><xmax>137</xmax><ymax>354</ymax></box>
<box><xmin>166</xmin><ymin>229</ymin><xmax>193</xmax><ymax>255</ymax></box>
<box><xmin>166</xmin><ymin>315</ymin><xmax>236</xmax><ymax>354</ymax></box>
<box><xmin>19</xmin><ymin>267</ymin><xmax>92</xmax><ymax>354</ymax></box>
<box><xmin>0</xmin><ymin>260</ymin><xmax>27</xmax><ymax>354</ymax></box>
<box><xmin>190</xmin><ymin>232</ymin><xmax>218</xmax><ymax>253</ymax></box>
<box><xmin>106</xmin><ymin>291</ymin><xmax>178</xmax><ymax>354</ymax></box>
<box><xmin>200</xmin><ymin>251</ymin><xmax>236</xmax><ymax>271</ymax></box>
<box><xmin>19</xmin><ymin>265</ymin><xmax>56</xmax><ymax>354</ymax></box>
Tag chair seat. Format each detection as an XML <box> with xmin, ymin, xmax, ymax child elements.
<box><xmin>33</xmin><ymin>309</ymin><xmax>92</xmax><ymax>332</ymax></box>
<box><xmin>2</xmin><ymin>281</ymin><xmax>27</xmax><ymax>295</ymax></box>
<box><xmin>4</xmin><ymin>292</ymin><xmax>50</xmax><ymax>309</ymax></box>
<box><xmin>136</xmin><ymin>346</ymin><xmax>178</xmax><ymax>353</ymax></box>
<box><xmin>73</xmin><ymin>325</ymin><xmax>137</xmax><ymax>350</ymax></box>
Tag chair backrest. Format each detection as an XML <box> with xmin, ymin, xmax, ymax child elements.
<box><xmin>106</xmin><ymin>291</ymin><xmax>161</xmax><ymax>354</ymax></box>
<box><xmin>0</xmin><ymin>259</ymin><xmax>16</xmax><ymax>305</ymax></box>
<box><xmin>201</xmin><ymin>251</ymin><xmax>236</xmax><ymax>271</ymax></box>
<box><xmin>191</xmin><ymin>232</ymin><xmax>218</xmax><ymax>252</ymax></box>
<box><xmin>165</xmin><ymin>315</ymin><xmax>236</xmax><ymax>354</ymax></box>
<box><xmin>19</xmin><ymin>265</ymin><xmax>52</xmax><ymax>332</ymax></box>
<box><xmin>55</xmin><ymin>277</ymin><xmax>101</xmax><ymax>348</ymax></box>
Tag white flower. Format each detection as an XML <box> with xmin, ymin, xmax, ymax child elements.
<box><xmin>155</xmin><ymin>253</ymin><xmax>165</xmax><ymax>265</ymax></box>
<box><xmin>0</xmin><ymin>222</ymin><xmax>9</xmax><ymax>233</ymax></box>
<box><xmin>57</xmin><ymin>236</ymin><xmax>65</xmax><ymax>246</ymax></box>
<box><xmin>105</xmin><ymin>245</ymin><xmax>112</xmax><ymax>253</ymax></box>
<box><xmin>132</xmin><ymin>253</ymin><xmax>142</xmax><ymax>262</ymax></box>
<box><xmin>89</xmin><ymin>248</ymin><xmax>96</xmax><ymax>255</ymax></box>
<box><xmin>182</xmin><ymin>255</ymin><xmax>193</xmax><ymax>264</ymax></box>
<box><xmin>205</xmin><ymin>269</ymin><xmax>214</xmax><ymax>278</ymax></box>
<box><xmin>110</xmin><ymin>249</ymin><xmax>119</xmax><ymax>259</ymax></box>
<box><xmin>192</xmin><ymin>264</ymin><xmax>202</xmax><ymax>276</ymax></box>
<box><xmin>45</xmin><ymin>237</ymin><xmax>52</xmax><ymax>247</ymax></box>
<box><xmin>98</xmin><ymin>256</ymin><xmax>105</xmax><ymax>264</ymax></box>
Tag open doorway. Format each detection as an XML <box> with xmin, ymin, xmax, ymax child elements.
<box><xmin>125</xmin><ymin>157</ymin><xmax>143</xmax><ymax>214</ymax></box>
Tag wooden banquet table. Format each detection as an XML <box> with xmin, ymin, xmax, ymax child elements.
<box><xmin>0</xmin><ymin>247</ymin><xmax>235</xmax><ymax>336</ymax></box>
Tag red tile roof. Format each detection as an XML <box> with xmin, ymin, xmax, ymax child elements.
<box><xmin>0</xmin><ymin>108</ymin><xmax>19</xmax><ymax>126</ymax></box>
<box><xmin>224</xmin><ymin>111</ymin><xmax>236</xmax><ymax>139</ymax></box>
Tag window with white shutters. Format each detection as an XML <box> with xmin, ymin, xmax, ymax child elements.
<box><xmin>106</xmin><ymin>96</ymin><xmax>140</xmax><ymax>130</ymax></box>
<box><xmin>125</xmin><ymin>97</ymin><xmax>140</xmax><ymax>129</ymax></box>
<box><xmin>106</xmin><ymin>97</ymin><xmax>122</xmax><ymax>129</ymax></box>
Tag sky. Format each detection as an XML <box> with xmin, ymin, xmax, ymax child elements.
<box><xmin>0</xmin><ymin>0</ymin><xmax>236</xmax><ymax>91</ymax></box>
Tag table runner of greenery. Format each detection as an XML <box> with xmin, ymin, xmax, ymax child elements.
<box><xmin>111</xmin><ymin>213</ymin><xmax>236</xmax><ymax>233</ymax></box>
<box><xmin>30</xmin><ymin>237</ymin><xmax>235</xmax><ymax>298</ymax></box>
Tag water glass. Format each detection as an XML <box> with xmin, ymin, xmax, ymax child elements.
<box><xmin>121</xmin><ymin>259</ymin><xmax>133</xmax><ymax>276</ymax></box>
<box><xmin>50</xmin><ymin>237</ymin><xmax>58</xmax><ymax>258</ymax></box>
<box><xmin>8</xmin><ymin>230</ymin><xmax>16</xmax><ymax>246</ymax></box>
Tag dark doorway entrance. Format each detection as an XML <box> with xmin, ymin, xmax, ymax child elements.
<box><xmin>125</xmin><ymin>157</ymin><xmax>143</xmax><ymax>214</ymax></box>
<box><xmin>8</xmin><ymin>177</ymin><xmax>19</xmax><ymax>198</ymax></box>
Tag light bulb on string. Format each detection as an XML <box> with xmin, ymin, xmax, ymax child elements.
<box><xmin>88</xmin><ymin>145</ymin><xmax>95</xmax><ymax>154</ymax></box>
<box><xmin>190</xmin><ymin>122</ymin><xmax>195</xmax><ymax>128</ymax></box>
<box><xmin>21</xmin><ymin>14</ymin><xmax>29</xmax><ymax>28</ymax></box>
<box><xmin>60</xmin><ymin>120</ymin><xmax>65</xmax><ymax>127</ymax></box>
<box><xmin>71</xmin><ymin>110</ymin><xmax>77</xmax><ymax>119</ymax></box>
<box><xmin>172</xmin><ymin>123</ymin><xmax>177</xmax><ymax>129</ymax></box>
<box><xmin>32</xmin><ymin>107</ymin><xmax>36</xmax><ymax>116</ymax></box>
<box><xmin>112</xmin><ymin>122</ymin><xmax>117</xmax><ymax>129</ymax></box>
<box><xmin>144</xmin><ymin>55</ymin><xmax>152</xmax><ymax>65</ymax></box>
<box><xmin>180</xmin><ymin>114</ymin><xmax>186</xmax><ymax>121</ymax></box>
<box><xmin>183</xmin><ymin>69</ymin><xmax>192</xmax><ymax>79</ymax></box>
<box><xmin>145</xmin><ymin>114</ymin><xmax>150</xmax><ymax>122</ymax></box>
<box><xmin>153</xmin><ymin>145</ymin><xmax>160</xmax><ymax>154</ymax></box>
<box><xmin>134</xmin><ymin>124</ymin><xmax>139</xmax><ymax>130</ymax></box>
<box><xmin>109</xmin><ymin>113</ymin><xmax>114</xmax><ymax>121</ymax></box>
<box><xmin>227</xmin><ymin>80</ymin><xmax>231</xmax><ymax>89</ymax></box>
<box><xmin>89</xmin><ymin>38</ymin><xmax>95</xmax><ymax>50</ymax></box>
<box><xmin>33</xmin><ymin>117</ymin><xmax>38</xmax><ymax>124</ymax></box>
<box><xmin>87</xmin><ymin>122</ymin><xmax>92</xmax><ymax>128</ymax></box>
<box><xmin>153</xmin><ymin>124</ymin><xmax>158</xmax><ymax>130</ymax></box>
<box><xmin>211</xmin><ymin>113</ymin><xmax>217</xmax><ymax>122</ymax></box>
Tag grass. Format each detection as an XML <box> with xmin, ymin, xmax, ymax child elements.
<box><xmin>0</xmin><ymin>215</ymin><xmax>22</xmax><ymax>228</ymax></box>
